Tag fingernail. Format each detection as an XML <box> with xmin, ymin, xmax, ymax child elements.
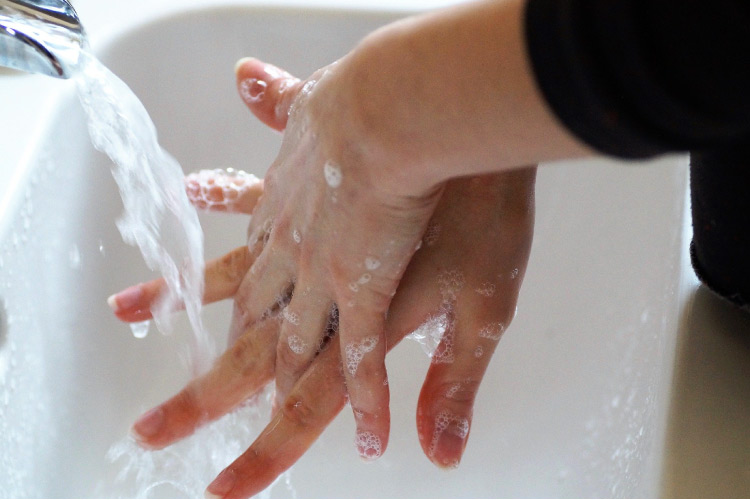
<box><xmin>239</xmin><ymin>78</ymin><xmax>267</xmax><ymax>103</ymax></box>
<box><xmin>108</xmin><ymin>285</ymin><xmax>142</xmax><ymax>312</ymax></box>
<box><xmin>430</xmin><ymin>411</ymin><xmax>470</xmax><ymax>469</ymax></box>
<box><xmin>354</xmin><ymin>430</ymin><xmax>383</xmax><ymax>461</ymax></box>
<box><xmin>206</xmin><ymin>468</ymin><xmax>236</xmax><ymax>498</ymax></box>
<box><xmin>131</xmin><ymin>407</ymin><xmax>164</xmax><ymax>441</ymax></box>
<box><xmin>234</xmin><ymin>56</ymin><xmax>255</xmax><ymax>74</ymax></box>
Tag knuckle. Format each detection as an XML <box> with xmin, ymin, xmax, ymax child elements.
<box><xmin>216</xmin><ymin>247</ymin><xmax>252</xmax><ymax>283</ymax></box>
<box><xmin>171</xmin><ymin>386</ymin><xmax>203</xmax><ymax>423</ymax></box>
<box><xmin>226</xmin><ymin>334</ymin><xmax>262</xmax><ymax>378</ymax></box>
<box><xmin>279</xmin><ymin>394</ymin><xmax>318</xmax><ymax>429</ymax></box>
<box><xmin>434</xmin><ymin>378</ymin><xmax>480</xmax><ymax>407</ymax></box>
<box><xmin>275</xmin><ymin>336</ymin><xmax>310</xmax><ymax>376</ymax></box>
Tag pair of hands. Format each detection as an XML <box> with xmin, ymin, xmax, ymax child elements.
<box><xmin>108</xmin><ymin>57</ymin><xmax>536</xmax><ymax>498</ymax></box>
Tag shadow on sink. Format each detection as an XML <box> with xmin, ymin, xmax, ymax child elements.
<box><xmin>662</xmin><ymin>285</ymin><xmax>750</xmax><ymax>497</ymax></box>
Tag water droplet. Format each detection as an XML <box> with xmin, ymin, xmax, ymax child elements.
<box><xmin>130</xmin><ymin>320</ymin><xmax>150</xmax><ymax>339</ymax></box>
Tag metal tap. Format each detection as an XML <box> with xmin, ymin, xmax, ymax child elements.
<box><xmin>0</xmin><ymin>0</ymin><xmax>85</xmax><ymax>78</ymax></box>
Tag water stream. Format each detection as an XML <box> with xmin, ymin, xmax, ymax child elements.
<box><xmin>72</xmin><ymin>52</ymin><xmax>291</xmax><ymax>497</ymax></box>
<box><xmin>75</xmin><ymin>52</ymin><xmax>212</xmax><ymax>375</ymax></box>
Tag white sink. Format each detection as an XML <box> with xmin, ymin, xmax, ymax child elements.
<box><xmin>3</xmin><ymin>2</ymin><xmax>738</xmax><ymax>497</ymax></box>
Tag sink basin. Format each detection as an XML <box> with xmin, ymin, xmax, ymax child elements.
<box><xmin>0</xmin><ymin>2</ymin><xmax>707</xmax><ymax>497</ymax></box>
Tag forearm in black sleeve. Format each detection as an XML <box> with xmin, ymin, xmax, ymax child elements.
<box><xmin>524</xmin><ymin>0</ymin><xmax>750</xmax><ymax>158</ymax></box>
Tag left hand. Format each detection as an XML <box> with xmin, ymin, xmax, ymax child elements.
<box><xmin>110</xmin><ymin>165</ymin><xmax>536</xmax><ymax>497</ymax></box>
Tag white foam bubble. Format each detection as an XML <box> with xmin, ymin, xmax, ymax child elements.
<box><xmin>364</xmin><ymin>257</ymin><xmax>381</xmax><ymax>271</ymax></box>
<box><xmin>474</xmin><ymin>345</ymin><xmax>484</xmax><ymax>358</ymax></box>
<box><xmin>354</xmin><ymin>430</ymin><xmax>382</xmax><ymax>461</ymax></box>
<box><xmin>424</xmin><ymin>222</ymin><xmax>442</xmax><ymax>247</ymax></box>
<box><xmin>429</xmin><ymin>410</ymin><xmax>470</xmax><ymax>458</ymax></box>
<box><xmin>282</xmin><ymin>308</ymin><xmax>300</xmax><ymax>326</ymax></box>
<box><xmin>437</xmin><ymin>269</ymin><xmax>465</xmax><ymax>304</ymax></box>
<box><xmin>287</xmin><ymin>334</ymin><xmax>308</xmax><ymax>355</ymax></box>
<box><xmin>478</xmin><ymin>322</ymin><xmax>505</xmax><ymax>341</ymax></box>
<box><xmin>323</xmin><ymin>161</ymin><xmax>343</xmax><ymax>188</ymax></box>
<box><xmin>185</xmin><ymin>168</ymin><xmax>260</xmax><ymax>212</ymax></box>
<box><xmin>292</xmin><ymin>229</ymin><xmax>301</xmax><ymax>244</ymax></box>
<box><xmin>357</xmin><ymin>273</ymin><xmax>372</xmax><ymax>285</ymax></box>
<box><xmin>239</xmin><ymin>78</ymin><xmax>266</xmax><ymax>103</ymax></box>
<box><xmin>344</xmin><ymin>336</ymin><xmax>379</xmax><ymax>376</ymax></box>
<box><xmin>475</xmin><ymin>282</ymin><xmax>496</xmax><ymax>297</ymax></box>
<box><xmin>406</xmin><ymin>313</ymin><xmax>448</xmax><ymax>358</ymax></box>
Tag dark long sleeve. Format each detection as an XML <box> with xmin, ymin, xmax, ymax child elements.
<box><xmin>524</xmin><ymin>0</ymin><xmax>750</xmax><ymax>158</ymax></box>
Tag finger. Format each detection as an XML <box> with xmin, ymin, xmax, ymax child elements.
<box><xmin>415</xmin><ymin>299</ymin><xmax>517</xmax><ymax>469</ymax></box>
<box><xmin>205</xmin><ymin>337</ymin><xmax>348</xmax><ymax>499</ymax></box>
<box><xmin>235</xmin><ymin>57</ymin><xmax>301</xmax><ymax>132</ymax></box>
<box><xmin>131</xmin><ymin>317</ymin><xmax>280</xmax><ymax>449</ymax></box>
<box><xmin>338</xmin><ymin>305</ymin><xmax>390</xmax><ymax>461</ymax></box>
<box><xmin>229</xmin><ymin>243</ymin><xmax>295</xmax><ymax>342</ymax></box>
<box><xmin>205</xmin><ymin>301</ymin><xmax>412</xmax><ymax>498</ymax></box>
<box><xmin>108</xmin><ymin>246</ymin><xmax>253</xmax><ymax>322</ymax></box>
<box><xmin>185</xmin><ymin>169</ymin><xmax>263</xmax><ymax>214</ymax></box>
<box><xmin>274</xmin><ymin>279</ymin><xmax>332</xmax><ymax>407</ymax></box>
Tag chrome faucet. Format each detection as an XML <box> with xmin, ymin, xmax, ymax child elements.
<box><xmin>0</xmin><ymin>0</ymin><xmax>85</xmax><ymax>78</ymax></box>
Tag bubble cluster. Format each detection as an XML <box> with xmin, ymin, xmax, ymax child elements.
<box><xmin>185</xmin><ymin>168</ymin><xmax>260</xmax><ymax>211</ymax></box>
<box><xmin>287</xmin><ymin>335</ymin><xmax>308</xmax><ymax>355</ymax></box>
<box><xmin>437</xmin><ymin>269</ymin><xmax>465</xmax><ymax>304</ymax></box>
<box><xmin>475</xmin><ymin>282</ymin><xmax>496</xmax><ymax>297</ymax></box>
<box><xmin>432</xmin><ymin>324</ymin><xmax>455</xmax><ymax>364</ymax></box>
<box><xmin>423</xmin><ymin>222</ymin><xmax>442</xmax><ymax>247</ymax></box>
<box><xmin>429</xmin><ymin>410</ymin><xmax>470</xmax><ymax>459</ymax></box>
<box><xmin>292</xmin><ymin>229</ymin><xmax>301</xmax><ymax>244</ymax></box>
<box><xmin>406</xmin><ymin>313</ymin><xmax>448</xmax><ymax>358</ymax></box>
<box><xmin>478</xmin><ymin>322</ymin><xmax>505</xmax><ymax>341</ymax></box>
<box><xmin>474</xmin><ymin>345</ymin><xmax>484</xmax><ymax>358</ymax></box>
<box><xmin>345</xmin><ymin>336</ymin><xmax>379</xmax><ymax>376</ymax></box>
<box><xmin>354</xmin><ymin>430</ymin><xmax>382</xmax><ymax>461</ymax></box>
<box><xmin>445</xmin><ymin>383</ymin><xmax>461</xmax><ymax>399</ymax></box>
<box><xmin>323</xmin><ymin>161</ymin><xmax>343</xmax><ymax>188</ymax></box>
<box><xmin>282</xmin><ymin>308</ymin><xmax>300</xmax><ymax>326</ymax></box>
<box><xmin>239</xmin><ymin>78</ymin><xmax>266</xmax><ymax>103</ymax></box>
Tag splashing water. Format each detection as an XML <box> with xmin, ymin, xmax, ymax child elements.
<box><xmin>103</xmin><ymin>385</ymin><xmax>294</xmax><ymax>498</ymax></box>
<box><xmin>74</xmin><ymin>52</ymin><xmax>212</xmax><ymax>374</ymax></box>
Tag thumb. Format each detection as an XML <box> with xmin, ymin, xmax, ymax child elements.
<box><xmin>235</xmin><ymin>57</ymin><xmax>301</xmax><ymax>131</ymax></box>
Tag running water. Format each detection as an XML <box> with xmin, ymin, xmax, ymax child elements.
<box><xmin>74</xmin><ymin>52</ymin><xmax>213</xmax><ymax>375</ymax></box>
<box><xmin>72</xmin><ymin>52</ymin><xmax>288</xmax><ymax>497</ymax></box>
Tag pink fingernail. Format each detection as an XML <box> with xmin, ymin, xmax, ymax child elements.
<box><xmin>234</xmin><ymin>57</ymin><xmax>255</xmax><ymax>74</ymax></box>
<box><xmin>429</xmin><ymin>410</ymin><xmax>470</xmax><ymax>469</ymax></box>
<box><xmin>108</xmin><ymin>285</ymin><xmax>143</xmax><ymax>312</ymax></box>
<box><xmin>206</xmin><ymin>468</ymin><xmax>236</xmax><ymax>498</ymax></box>
<box><xmin>131</xmin><ymin>407</ymin><xmax>164</xmax><ymax>440</ymax></box>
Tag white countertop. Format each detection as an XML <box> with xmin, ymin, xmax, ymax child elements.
<box><xmin>0</xmin><ymin>0</ymin><xmax>465</xmax><ymax>215</ymax></box>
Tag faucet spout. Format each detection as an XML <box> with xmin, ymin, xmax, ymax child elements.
<box><xmin>0</xmin><ymin>0</ymin><xmax>85</xmax><ymax>78</ymax></box>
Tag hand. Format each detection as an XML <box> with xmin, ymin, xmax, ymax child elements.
<box><xmin>221</xmin><ymin>56</ymin><xmax>448</xmax><ymax>451</ymax></box>
<box><xmin>110</xmin><ymin>165</ymin><xmax>535</xmax><ymax>497</ymax></box>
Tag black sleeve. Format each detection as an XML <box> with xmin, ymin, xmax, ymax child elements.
<box><xmin>690</xmin><ymin>146</ymin><xmax>750</xmax><ymax>311</ymax></box>
<box><xmin>524</xmin><ymin>0</ymin><xmax>750</xmax><ymax>158</ymax></box>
